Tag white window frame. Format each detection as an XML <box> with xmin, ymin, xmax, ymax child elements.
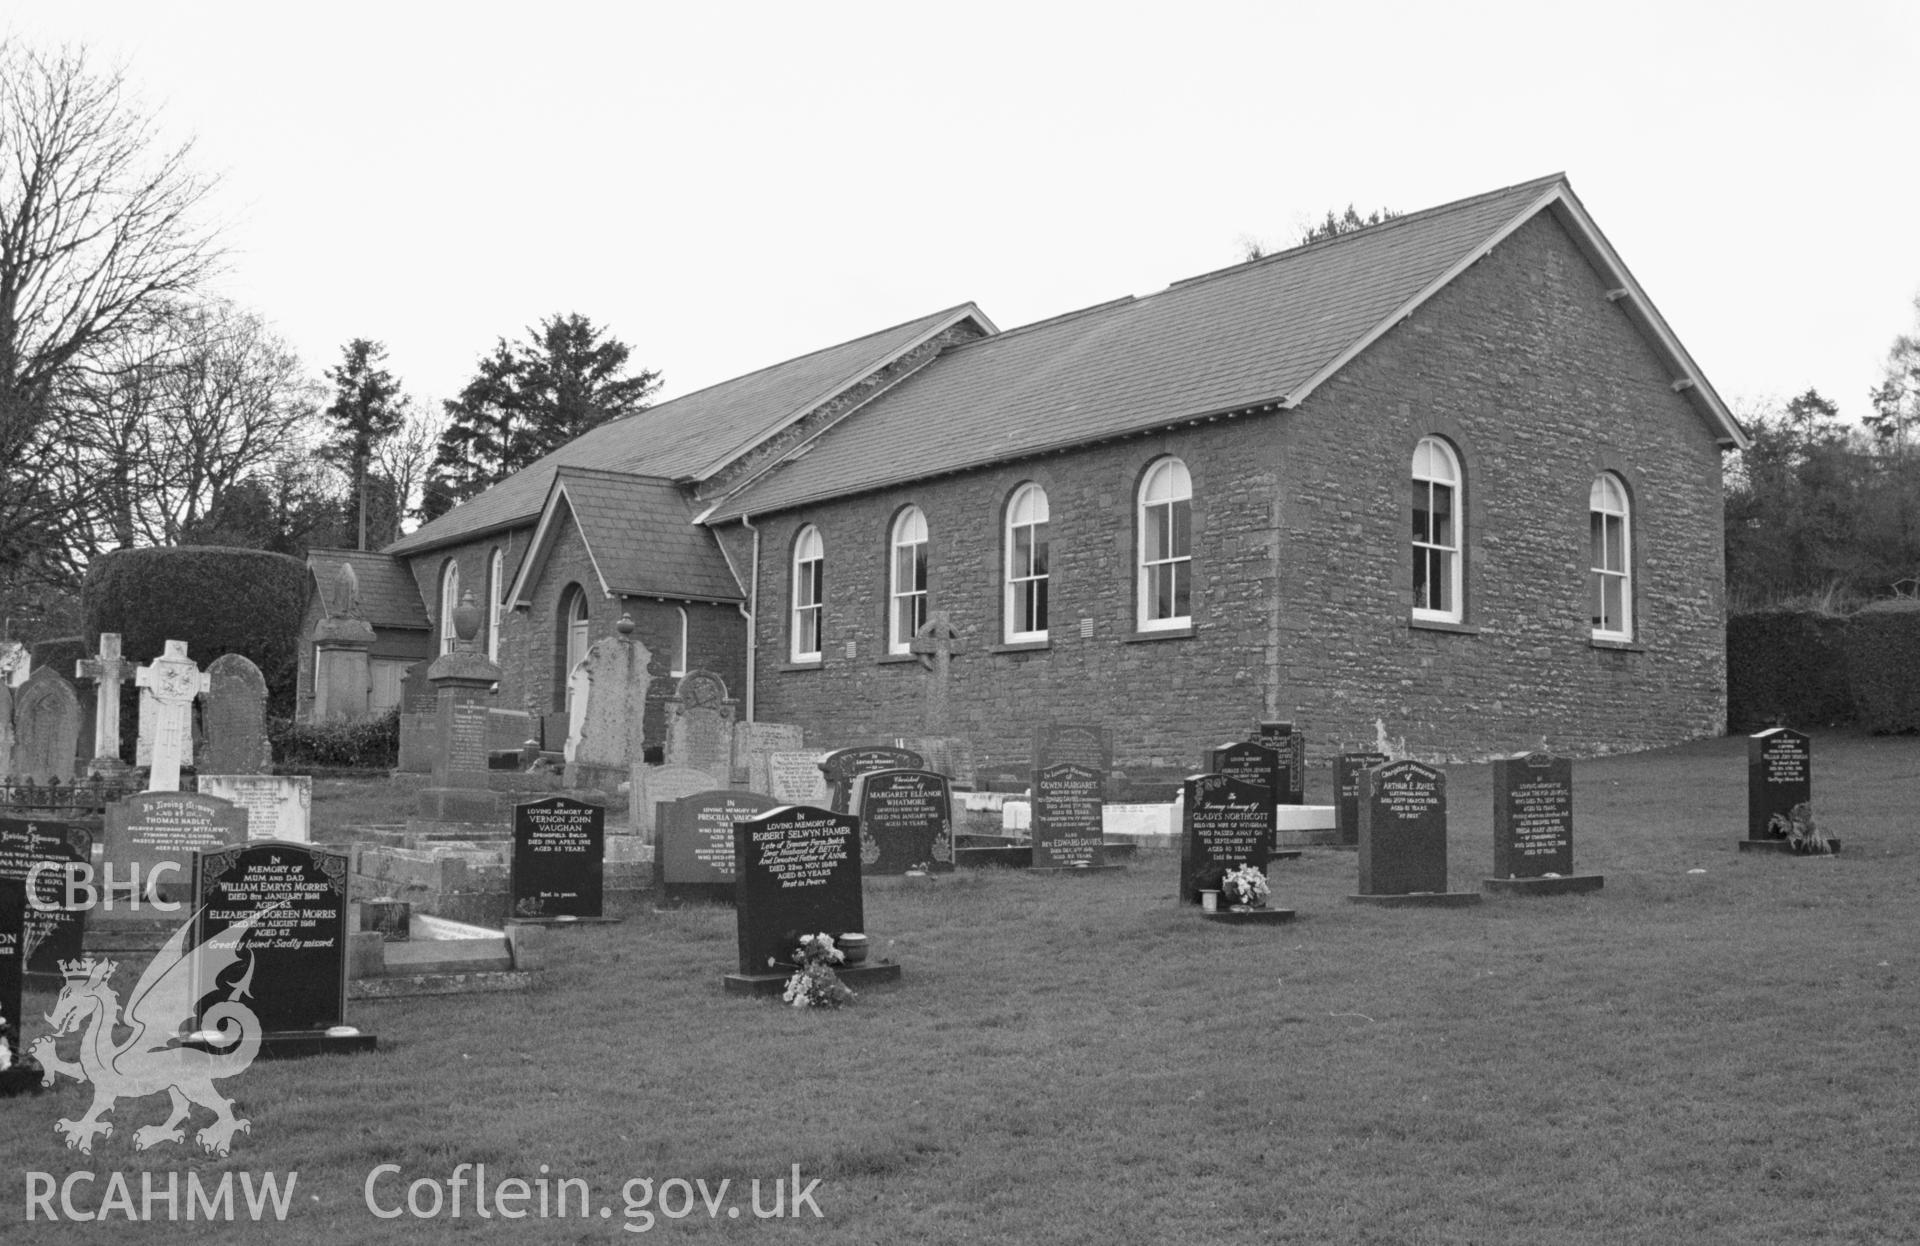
<box><xmin>671</xmin><ymin>605</ymin><xmax>689</xmax><ymax>677</ymax></box>
<box><xmin>888</xmin><ymin>506</ymin><xmax>929</xmax><ymax>655</ymax></box>
<box><xmin>1590</xmin><ymin>473</ymin><xmax>1632</xmax><ymax>641</ymax></box>
<box><xmin>1004</xmin><ymin>484</ymin><xmax>1050</xmax><ymax>643</ymax></box>
<box><xmin>486</xmin><ymin>547</ymin><xmax>504</xmax><ymax>663</ymax></box>
<box><xmin>1411</xmin><ymin>437</ymin><xmax>1463</xmax><ymax>624</ymax></box>
<box><xmin>791</xmin><ymin>525</ymin><xmax>824</xmax><ymax>662</ymax></box>
<box><xmin>439</xmin><ymin>558</ymin><xmax>462</xmax><ymax>654</ymax></box>
<box><xmin>1137</xmin><ymin>458</ymin><xmax>1192</xmax><ymax>631</ymax></box>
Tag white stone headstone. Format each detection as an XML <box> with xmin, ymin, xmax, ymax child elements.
<box><xmin>196</xmin><ymin>774</ymin><xmax>313</xmax><ymax>843</ymax></box>
<box><xmin>135</xmin><ymin>640</ymin><xmax>210</xmax><ymax>793</ymax></box>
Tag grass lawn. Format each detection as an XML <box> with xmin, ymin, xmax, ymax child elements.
<box><xmin>6</xmin><ymin>730</ymin><xmax>1917</xmax><ymax>1244</ymax></box>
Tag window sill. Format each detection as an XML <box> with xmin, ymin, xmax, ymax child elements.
<box><xmin>1589</xmin><ymin>637</ymin><xmax>1645</xmax><ymax>653</ymax></box>
<box><xmin>991</xmin><ymin>640</ymin><xmax>1051</xmax><ymax>654</ymax></box>
<box><xmin>1409</xmin><ymin>617</ymin><xmax>1480</xmax><ymax>636</ymax></box>
<box><xmin>1125</xmin><ymin>624</ymin><xmax>1195</xmax><ymax>643</ymax></box>
<box><xmin>877</xmin><ymin>653</ymin><xmax>920</xmax><ymax>666</ymax></box>
<box><xmin>778</xmin><ymin>660</ymin><xmax>823</xmax><ymax>672</ymax></box>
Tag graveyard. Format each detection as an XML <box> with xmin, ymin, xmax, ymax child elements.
<box><xmin>2</xmin><ymin>724</ymin><xmax>1915</xmax><ymax>1243</ymax></box>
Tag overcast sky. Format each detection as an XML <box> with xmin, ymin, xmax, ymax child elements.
<box><xmin>13</xmin><ymin>1</ymin><xmax>1919</xmax><ymax>427</ymax></box>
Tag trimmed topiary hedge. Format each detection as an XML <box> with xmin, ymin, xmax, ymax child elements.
<box><xmin>27</xmin><ymin>636</ymin><xmax>88</xmax><ymax>686</ymax></box>
<box><xmin>81</xmin><ymin>547</ymin><xmax>308</xmax><ymax>717</ymax></box>
<box><xmin>1726</xmin><ymin>610</ymin><xmax>1854</xmax><ymax>733</ymax></box>
<box><xmin>267</xmin><ymin>709</ymin><xmax>399</xmax><ymax>770</ymax></box>
<box><xmin>1839</xmin><ymin>601</ymin><xmax>1920</xmax><ymax>733</ymax></box>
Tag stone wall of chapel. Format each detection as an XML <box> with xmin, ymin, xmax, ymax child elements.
<box><xmin>742</xmin><ymin>211</ymin><xmax>1729</xmax><ymax>777</ymax></box>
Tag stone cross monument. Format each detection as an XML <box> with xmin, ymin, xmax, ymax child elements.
<box><xmin>135</xmin><ymin>640</ymin><xmax>210</xmax><ymax>792</ymax></box>
<box><xmin>75</xmin><ymin>633</ymin><xmax>135</xmax><ymax>775</ymax></box>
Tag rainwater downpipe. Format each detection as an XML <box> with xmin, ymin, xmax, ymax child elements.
<box><xmin>737</xmin><ymin>514</ymin><xmax>759</xmax><ymax>722</ymax></box>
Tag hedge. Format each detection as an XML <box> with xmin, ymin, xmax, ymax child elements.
<box><xmin>1839</xmin><ymin>601</ymin><xmax>1920</xmax><ymax>733</ymax></box>
<box><xmin>28</xmin><ymin>636</ymin><xmax>88</xmax><ymax>686</ymax></box>
<box><xmin>1725</xmin><ymin>610</ymin><xmax>1854</xmax><ymax>733</ymax></box>
<box><xmin>267</xmin><ymin>709</ymin><xmax>399</xmax><ymax>770</ymax></box>
<box><xmin>82</xmin><ymin>547</ymin><xmax>308</xmax><ymax>718</ymax></box>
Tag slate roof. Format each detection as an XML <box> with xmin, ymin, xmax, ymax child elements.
<box><xmin>508</xmin><ymin>468</ymin><xmax>743</xmax><ymax>605</ymax></box>
<box><xmin>705</xmin><ymin>174</ymin><xmax>1743</xmax><ymax>522</ymax></box>
<box><xmin>387</xmin><ymin>303</ymin><xmax>991</xmax><ymax>555</ymax></box>
<box><xmin>307</xmin><ymin>549</ymin><xmax>430</xmax><ymax>629</ymax></box>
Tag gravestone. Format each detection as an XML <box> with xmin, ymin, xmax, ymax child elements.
<box><xmin>663</xmin><ymin>670</ymin><xmax>736</xmax><ymax>778</ymax></box>
<box><xmin>311</xmin><ymin>562</ymin><xmax>375</xmax><ymax>723</ymax></box>
<box><xmin>1031</xmin><ymin>761</ymin><xmax>1110</xmax><ymax>869</ymax></box>
<box><xmin>765</xmin><ymin>751</ymin><xmax>832</xmax><ymax>806</ymax></box>
<box><xmin>196</xmin><ymin>775</ymin><xmax>313</xmax><ymax>844</ymax></box>
<box><xmin>0</xmin><ymin>641</ymin><xmax>27</xmax><ymax>687</ymax></box>
<box><xmin>10</xmin><ymin>666</ymin><xmax>82</xmax><ymax>782</ymax></box>
<box><xmin>1334</xmin><ymin>752</ymin><xmax>1390</xmax><ymax>847</ymax></box>
<box><xmin>193</xmin><ymin>840</ymin><xmax>359</xmax><ymax>1042</ymax></box>
<box><xmin>74</xmin><ymin>634</ymin><xmax>134</xmax><ymax>773</ymax></box>
<box><xmin>1210</xmin><ymin>741</ymin><xmax>1280</xmax><ymax>846</ymax></box>
<box><xmin>654</xmin><ymin>789</ymin><xmax>778</xmax><ymax>905</ymax></box>
<box><xmin>1742</xmin><ymin>727</ymin><xmax>1829</xmax><ymax>853</ymax></box>
<box><xmin>104</xmin><ymin>791</ymin><xmax>250</xmax><ymax>904</ymax></box>
<box><xmin>0</xmin><ymin>645</ymin><xmax>19</xmax><ymax>776</ymax></box>
<box><xmin>819</xmin><ymin>745</ymin><xmax>924</xmax><ymax>814</ymax></box>
<box><xmin>414</xmin><ymin>592</ymin><xmax>504</xmax><ymax>829</ymax></box>
<box><xmin>735</xmin><ymin>721</ymin><xmax>806</xmax><ymax>789</ymax></box>
<box><xmin>0</xmin><ymin>818</ymin><xmax>92</xmax><ymax>974</ymax></box>
<box><xmin>1351</xmin><ymin>760</ymin><xmax>1479</xmax><ymax>906</ymax></box>
<box><xmin>1485</xmin><ymin>752</ymin><xmax>1603</xmax><ymax>895</ymax></box>
<box><xmin>202</xmin><ymin>653</ymin><xmax>271</xmax><ymax>775</ymax></box>
<box><xmin>567</xmin><ymin>635</ymin><xmax>649</xmax><ymax>790</ymax></box>
<box><xmin>134</xmin><ymin>640</ymin><xmax>209</xmax><ymax>792</ymax></box>
<box><xmin>726</xmin><ymin>804</ymin><xmax>898</xmax><ymax>995</ymax></box>
<box><xmin>632</xmin><ymin>764</ymin><xmax>721</xmax><ymax>839</ymax></box>
<box><xmin>1179</xmin><ymin>774</ymin><xmax>1273</xmax><ymax>904</ymax></box>
<box><xmin>851</xmin><ymin>768</ymin><xmax>955</xmax><ymax>875</ymax></box>
<box><xmin>510</xmin><ymin>796</ymin><xmax>605</xmax><ymax>920</ymax></box>
<box><xmin>0</xmin><ymin>875</ymin><xmax>20</xmax><ymax>1076</ymax></box>
<box><xmin>1034</xmin><ymin>724</ymin><xmax>1113</xmax><ymax>794</ymax></box>
<box><xmin>1255</xmin><ymin>720</ymin><xmax>1306</xmax><ymax>805</ymax></box>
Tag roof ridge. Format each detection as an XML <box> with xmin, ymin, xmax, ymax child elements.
<box><xmin>1166</xmin><ymin>172</ymin><xmax>1569</xmax><ymax>294</ymax></box>
<box><xmin>945</xmin><ymin>294</ymin><xmax>1137</xmax><ymax>351</ymax></box>
<box><xmin>552</xmin><ymin>464</ymin><xmax>681</xmax><ymax>487</ymax></box>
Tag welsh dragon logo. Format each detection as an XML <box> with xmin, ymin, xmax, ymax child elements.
<box><xmin>28</xmin><ymin>903</ymin><xmax>282</xmax><ymax>1156</ymax></box>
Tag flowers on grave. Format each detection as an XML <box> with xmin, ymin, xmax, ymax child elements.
<box><xmin>782</xmin><ymin>933</ymin><xmax>856</xmax><ymax>1009</ymax></box>
<box><xmin>1771</xmin><ymin>802</ymin><xmax>1834</xmax><ymax>855</ymax></box>
<box><xmin>0</xmin><ymin>1009</ymin><xmax>11</xmax><ymax>1073</ymax></box>
<box><xmin>1220</xmin><ymin>864</ymin><xmax>1270</xmax><ymax>910</ymax></box>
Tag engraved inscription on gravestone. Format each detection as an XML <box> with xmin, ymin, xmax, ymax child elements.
<box><xmin>819</xmin><ymin>745</ymin><xmax>923</xmax><ymax>814</ymax></box>
<box><xmin>1747</xmin><ymin>727</ymin><xmax>1812</xmax><ymax>842</ymax></box>
<box><xmin>104</xmin><ymin>792</ymin><xmax>250</xmax><ymax>903</ymax></box>
<box><xmin>852</xmin><ymin>768</ymin><xmax>955</xmax><ymax>875</ymax></box>
<box><xmin>0</xmin><ymin>876</ymin><xmax>22</xmax><ymax>1070</ymax></box>
<box><xmin>732</xmin><ymin>806</ymin><xmax>864</xmax><ymax>976</ymax></box>
<box><xmin>1335</xmin><ymin>752</ymin><xmax>1390</xmax><ymax>847</ymax></box>
<box><xmin>0</xmin><ymin>818</ymin><xmax>91</xmax><ymax>974</ymax></box>
<box><xmin>511</xmin><ymin>796</ymin><xmax>605</xmax><ymax>919</ymax></box>
<box><xmin>1180</xmin><ymin>773</ymin><xmax>1273</xmax><ymax>904</ymax></box>
<box><xmin>447</xmin><ymin>701</ymin><xmax>490</xmax><ymax>774</ymax></box>
<box><xmin>1492</xmin><ymin>753</ymin><xmax>1573</xmax><ymax>878</ymax></box>
<box><xmin>1358</xmin><ymin>761</ymin><xmax>1448</xmax><ymax>895</ymax></box>
<box><xmin>196</xmin><ymin>775</ymin><xmax>313</xmax><ymax>844</ymax></box>
<box><xmin>1032</xmin><ymin>761</ymin><xmax>1105</xmax><ymax>868</ymax></box>
<box><xmin>193</xmin><ymin>841</ymin><xmax>348</xmax><ymax>1034</ymax></box>
<box><xmin>656</xmin><ymin>790</ymin><xmax>779</xmax><ymax>903</ymax></box>
<box><xmin>766</xmin><ymin>752</ymin><xmax>831</xmax><ymax>806</ymax></box>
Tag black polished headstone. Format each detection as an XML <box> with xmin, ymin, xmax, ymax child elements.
<box><xmin>0</xmin><ymin>876</ymin><xmax>21</xmax><ymax>1073</ymax></box>
<box><xmin>655</xmin><ymin>789</ymin><xmax>779</xmax><ymax>904</ymax></box>
<box><xmin>511</xmin><ymin>796</ymin><xmax>605</xmax><ymax>919</ymax></box>
<box><xmin>733</xmin><ymin>805</ymin><xmax>864</xmax><ymax>976</ymax></box>
<box><xmin>104</xmin><ymin>792</ymin><xmax>249</xmax><ymax>903</ymax></box>
<box><xmin>1335</xmin><ymin>752</ymin><xmax>1390</xmax><ymax>847</ymax></box>
<box><xmin>1492</xmin><ymin>753</ymin><xmax>1573</xmax><ymax>878</ymax></box>
<box><xmin>852</xmin><ymin>768</ymin><xmax>955</xmax><ymax>875</ymax></box>
<box><xmin>1032</xmin><ymin>761</ymin><xmax>1105</xmax><ymax>868</ymax></box>
<box><xmin>1358</xmin><ymin>761</ymin><xmax>1448</xmax><ymax>895</ymax></box>
<box><xmin>0</xmin><ymin>818</ymin><xmax>92</xmax><ymax>975</ymax></box>
<box><xmin>1180</xmin><ymin>773</ymin><xmax>1273</xmax><ymax>904</ymax></box>
<box><xmin>1033</xmin><ymin>725</ymin><xmax>1113</xmax><ymax>797</ymax></box>
<box><xmin>1255</xmin><ymin>720</ymin><xmax>1306</xmax><ymax>805</ymax></box>
<box><xmin>1747</xmin><ymin>728</ymin><xmax>1811</xmax><ymax>841</ymax></box>
<box><xmin>818</xmin><ymin>746</ymin><xmax>924</xmax><ymax>814</ymax></box>
<box><xmin>193</xmin><ymin>840</ymin><xmax>348</xmax><ymax>1034</ymax></box>
<box><xmin>1211</xmin><ymin>741</ymin><xmax>1279</xmax><ymax>847</ymax></box>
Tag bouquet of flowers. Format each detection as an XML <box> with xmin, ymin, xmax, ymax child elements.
<box><xmin>782</xmin><ymin>933</ymin><xmax>857</xmax><ymax>1009</ymax></box>
<box><xmin>1220</xmin><ymin>863</ymin><xmax>1270</xmax><ymax>909</ymax></box>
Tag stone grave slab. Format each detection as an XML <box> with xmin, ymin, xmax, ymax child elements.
<box><xmin>765</xmin><ymin>751</ymin><xmax>831</xmax><ymax>806</ymax></box>
<box><xmin>510</xmin><ymin>796</ymin><xmax>606</xmax><ymax>920</ymax></box>
<box><xmin>0</xmin><ymin>818</ymin><xmax>92</xmax><ymax>975</ymax></box>
<box><xmin>104</xmin><ymin>792</ymin><xmax>249</xmax><ymax>904</ymax></box>
<box><xmin>196</xmin><ymin>775</ymin><xmax>313</xmax><ymax>844</ymax></box>
<box><xmin>654</xmin><ymin>789</ymin><xmax>779</xmax><ymax>905</ymax></box>
<box><xmin>1335</xmin><ymin>752</ymin><xmax>1389</xmax><ymax>848</ymax></box>
<box><xmin>851</xmin><ymin>768</ymin><xmax>955</xmax><ymax>875</ymax></box>
<box><xmin>1031</xmin><ymin>760</ymin><xmax>1116</xmax><ymax>871</ymax></box>
<box><xmin>735</xmin><ymin>721</ymin><xmax>805</xmax><ymax>787</ymax></box>
<box><xmin>633</xmin><ymin>764</ymin><xmax>720</xmax><ymax>838</ymax></box>
<box><xmin>1741</xmin><ymin>728</ymin><xmax>1833</xmax><ymax>854</ymax></box>
<box><xmin>1211</xmin><ymin>741</ymin><xmax>1279</xmax><ymax>847</ymax></box>
<box><xmin>1179</xmin><ymin>773</ymin><xmax>1274</xmax><ymax>906</ymax></box>
<box><xmin>725</xmin><ymin>804</ymin><xmax>899</xmax><ymax>996</ymax></box>
<box><xmin>664</xmin><ymin>670</ymin><xmax>736</xmax><ymax>778</ymax></box>
<box><xmin>203</xmin><ymin>653</ymin><xmax>271</xmax><ymax>775</ymax></box>
<box><xmin>819</xmin><ymin>745</ymin><xmax>924</xmax><ymax>814</ymax></box>
<box><xmin>11</xmin><ymin>666</ymin><xmax>81</xmax><ymax>782</ymax></box>
<box><xmin>192</xmin><ymin>839</ymin><xmax>373</xmax><ymax>1054</ymax></box>
<box><xmin>1255</xmin><ymin>720</ymin><xmax>1306</xmax><ymax>805</ymax></box>
<box><xmin>1351</xmin><ymin>760</ymin><xmax>1479</xmax><ymax>907</ymax></box>
<box><xmin>1483</xmin><ymin>752</ymin><xmax>1603</xmax><ymax>895</ymax></box>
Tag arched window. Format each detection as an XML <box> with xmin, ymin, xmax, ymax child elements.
<box><xmin>791</xmin><ymin>525</ymin><xmax>824</xmax><ymax>662</ymax></box>
<box><xmin>671</xmin><ymin>605</ymin><xmax>689</xmax><ymax>677</ymax></box>
<box><xmin>555</xmin><ymin>585</ymin><xmax>590</xmax><ymax>711</ymax></box>
<box><xmin>486</xmin><ymin>547</ymin><xmax>504</xmax><ymax>663</ymax></box>
<box><xmin>888</xmin><ymin>507</ymin><xmax>929</xmax><ymax>654</ymax></box>
<box><xmin>1590</xmin><ymin>473</ymin><xmax>1632</xmax><ymax>640</ymax></box>
<box><xmin>1411</xmin><ymin>437</ymin><xmax>1463</xmax><ymax>623</ymax></box>
<box><xmin>1005</xmin><ymin>484</ymin><xmax>1050</xmax><ymax>642</ymax></box>
<box><xmin>1138</xmin><ymin>458</ymin><xmax>1191</xmax><ymax>630</ymax></box>
<box><xmin>439</xmin><ymin>559</ymin><xmax>462</xmax><ymax>655</ymax></box>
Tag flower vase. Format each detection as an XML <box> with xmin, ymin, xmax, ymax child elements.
<box><xmin>1200</xmin><ymin>890</ymin><xmax>1220</xmax><ymax>912</ymax></box>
